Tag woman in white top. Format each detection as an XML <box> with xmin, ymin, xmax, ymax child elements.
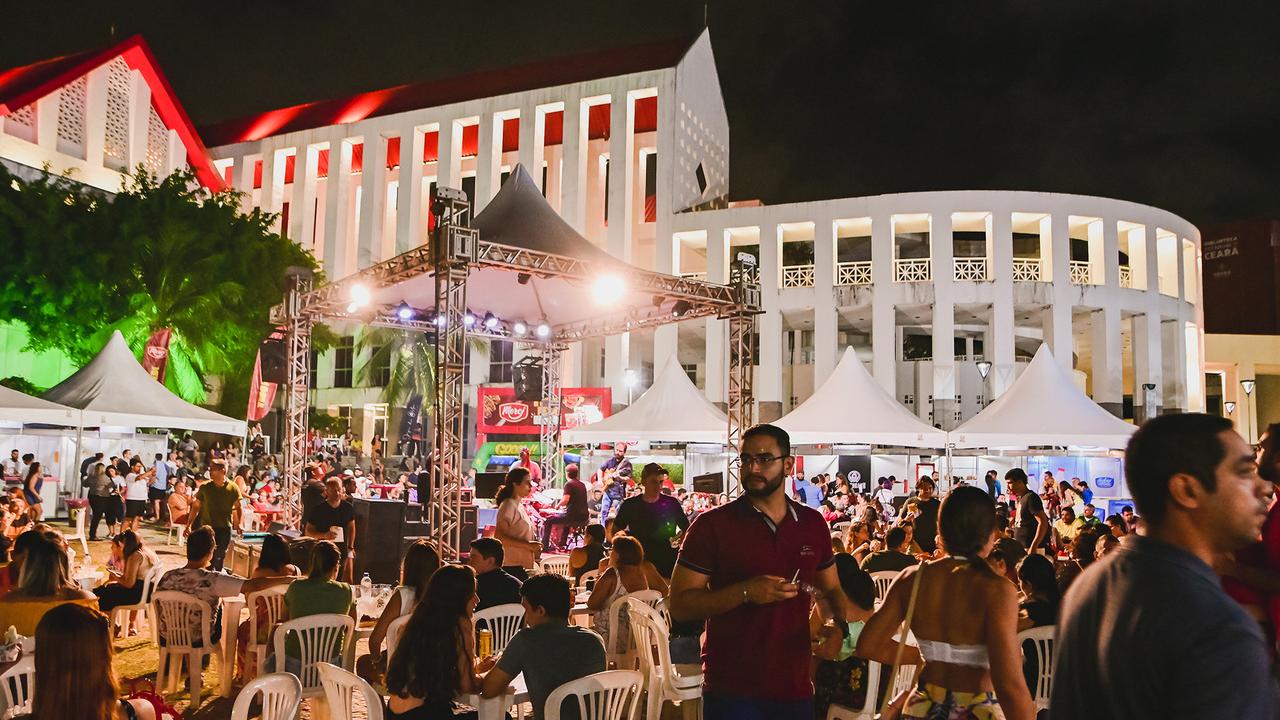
<box><xmin>93</xmin><ymin>530</ymin><xmax>158</xmax><ymax>621</ymax></box>
<box><xmin>122</xmin><ymin>459</ymin><xmax>155</xmax><ymax>532</ymax></box>
<box><xmin>587</xmin><ymin>535</ymin><xmax>667</xmax><ymax>653</ymax></box>
<box><xmin>358</xmin><ymin>539</ymin><xmax>441</xmax><ymax>683</ymax></box>
<box><xmin>493</xmin><ymin>466</ymin><xmax>540</xmax><ymax>581</ymax></box>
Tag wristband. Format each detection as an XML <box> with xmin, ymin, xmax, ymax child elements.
<box><xmin>741</xmin><ymin>584</ymin><xmax>749</xmax><ymax>604</ymax></box>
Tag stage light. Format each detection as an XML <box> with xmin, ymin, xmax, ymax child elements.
<box><xmin>592</xmin><ymin>274</ymin><xmax>625</xmax><ymax>305</ymax></box>
<box><xmin>396</xmin><ymin>303</ymin><xmax>414</xmax><ymax>320</ymax></box>
<box><xmin>434</xmin><ymin>315</ymin><xmax>446</xmax><ymax>328</ymax></box>
<box><xmin>517</xmin><ymin>273</ymin><xmax>532</xmax><ymax>285</ymax></box>
<box><xmin>536</xmin><ymin>323</ymin><xmax>551</xmax><ymax>338</ymax></box>
<box><xmin>483</xmin><ymin>313</ymin><xmax>500</xmax><ymax>330</ymax></box>
<box><xmin>464</xmin><ymin>313</ymin><xmax>476</xmax><ymax>327</ymax></box>
<box><xmin>513</xmin><ymin>321</ymin><xmax>528</xmax><ymax>336</ymax></box>
<box><xmin>349</xmin><ymin>284</ymin><xmax>371</xmax><ymax>307</ymax></box>
<box><xmin>671</xmin><ymin>300</ymin><xmax>692</xmax><ymax>317</ymax></box>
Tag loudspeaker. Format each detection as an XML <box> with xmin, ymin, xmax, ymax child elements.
<box><xmin>460</xmin><ymin>504</ymin><xmax>478</xmax><ymax>546</ymax></box>
<box><xmin>692</xmin><ymin>471</ymin><xmax>723</xmax><ymax>494</ymax></box>
<box><xmin>352</xmin><ymin>498</ymin><xmax>407</xmax><ymax>584</ymax></box>
<box><xmin>260</xmin><ymin>338</ymin><xmax>288</xmax><ymax>384</ymax></box>
<box><xmin>513</xmin><ymin>359</ymin><xmax>542</xmax><ymax>401</ymax></box>
<box><xmin>475</xmin><ymin>472</ymin><xmax>505</xmax><ymax>499</ymax></box>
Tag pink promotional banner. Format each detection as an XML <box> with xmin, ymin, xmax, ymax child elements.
<box><xmin>246</xmin><ymin>349</ymin><xmax>277</xmax><ymax>422</ymax></box>
<box><xmin>140</xmin><ymin>327</ymin><xmax>173</xmax><ymax>383</ymax></box>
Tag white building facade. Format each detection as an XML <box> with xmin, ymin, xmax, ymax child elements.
<box><xmin>203</xmin><ymin>31</ymin><xmax>1204</xmax><ymax>433</ymax></box>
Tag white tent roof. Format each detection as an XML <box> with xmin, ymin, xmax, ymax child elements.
<box><xmin>774</xmin><ymin>348</ymin><xmax>947</xmax><ymax>448</ymax></box>
<box><xmin>562</xmin><ymin>355</ymin><xmax>728</xmax><ymax>445</ymax></box>
<box><xmin>0</xmin><ymin>385</ymin><xmax>80</xmax><ymax>427</ymax></box>
<box><xmin>42</xmin><ymin>331</ymin><xmax>246</xmax><ymax>435</ymax></box>
<box><xmin>949</xmin><ymin>344</ymin><xmax>1136</xmax><ymax>450</ymax></box>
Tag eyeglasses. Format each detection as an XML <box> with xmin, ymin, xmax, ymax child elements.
<box><xmin>737</xmin><ymin>454</ymin><xmax>787</xmax><ymax>467</ymax></box>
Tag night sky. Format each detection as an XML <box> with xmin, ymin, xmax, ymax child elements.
<box><xmin>5</xmin><ymin>1</ymin><xmax>1280</xmax><ymax>226</ymax></box>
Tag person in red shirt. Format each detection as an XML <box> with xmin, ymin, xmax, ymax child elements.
<box><xmin>669</xmin><ymin>424</ymin><xmax>853</xmax><ymax>720</ymax></box>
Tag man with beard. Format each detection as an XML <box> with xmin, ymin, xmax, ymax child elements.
<box><xmin>669</xmin><ymin>424</ymin><xmax>853</xmax><ymax>720</ymax></box>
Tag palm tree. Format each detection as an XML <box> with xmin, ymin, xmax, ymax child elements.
<box><xmin>356</xmin><ymin>328</ymin><xmax>488</xmax><ymax>410</ymax></box>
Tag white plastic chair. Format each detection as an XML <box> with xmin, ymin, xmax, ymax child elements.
<box><xmin>242</xmin><ymin>585</ymin><xmax>289</xmax><ymax>681</ymax></box>
<box><xmin>385</xmin><ymin>614</ymin><xmax>410</xmax><ymax>661</ymax></box>
<box><xmin>152</xmin><ymin>591</ymin><xmax>224</xmax><ymax>702</ymax></box>
<box><xmin>825</xmin><ymin>659</ymin><xmax>883</xmax><ymax>720</ymax></box>
<box><xmin>317</xmin><ymin>661</ymin><xmax>386</xmax><ymax>720</ymax></box>
<box><xmin>0</xmin><ymin>655</ymin><xmax>34</xmax><ymax>719</ymax></box>
<box><xmin>578</xmin><ymin>569</ymin><xmax>600</xmax><ymax>589</ymax></box>
<box><xmin>111</xmin><ymin>565</ymin><xmax>163</xmax><ymax>642</ymax></box>
<box><xmin>544</xmin><ymin>669</ymin><xmax>643</xmax><ymax>720</ymax></box>
<box><xmin>1018</xmin><ymin>625</ymin><xmax>1056</xmax><ymax>711</ymax></box>
<box><xmin>626</xmin><ymin>598</ymin><xmax>701</xmax><ymax>720</ymax></box>
<box><xmin>167</xmin><ymin>517</ymin><xmax>187</xmax><ymax>545</ymax></box>
<box><xmin>64</xmin><ymin>506</ymin><xmax>89</xmax><ymax>555</ymax></box>
<box><xmin>605</xmin><ymin>589</ymin><xmax>663</xmax><ymax>670</ymax></box>
<box><xmin>473</xmin><ymin>603</ymin><xmax>526</xmax><ymax>655</ymax></box>
<box><xmin>230</xmin><ymin>672</ymin><xmax>302</xmax><ymax>720</ymax></box>
<box><xmin>869</xmin><ymin>571</ymin><xmax>898</xmax><ymax>600</ymax></box>
<box><xmin>273</xmin><ymin>613</ymin><xmax>356</xmax><ymax>698</ymax></box>
<box><xmin>540</xmin><ymin>555</ymin><xmax>572</xmax><ymax>577</ymax></box>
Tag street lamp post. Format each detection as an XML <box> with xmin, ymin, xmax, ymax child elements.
<box><xmin>624</xmin><ymin>369</ymin><xmax>638</xmax><ymax>405</ymax></box>
<box><xmin>975</xmin><ymin>360</ymin><xmax>992</xmax><ymax>409</ymax></box>
<box><xmin>1242</xmin><ymin>378</ymin><xmax>1256</xmax><ymax>443</ymax></box>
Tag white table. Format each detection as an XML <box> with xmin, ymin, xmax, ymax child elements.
<box><xmin>459</xmin><ymin>673</ymin><xmax>528</xmax><ymax>720</ymax></box>
<box><xmin>220</xmin><ymin>595</ymin><xmax>246</xmax><ymax>698</ymax></box>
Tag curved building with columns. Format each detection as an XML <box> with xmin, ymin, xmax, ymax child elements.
<box><xmin>198</xmin><ymin>30</ymin><xmax>1203</xmax><ymax>438</ymax></box>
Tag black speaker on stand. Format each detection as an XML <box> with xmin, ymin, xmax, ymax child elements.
<box><xmin>352</xmin><ymin>498</ymin><xmax>406</xmax><ymax>584</ymax></box>
<box><xmin>513</xmin><ymin>358</ymin><xmax>543</xmax><ymax>402</ymax></box>
<box><xmin>260</xmin><ymin>338</ymin><xmax>288</xmax><ymax>384</ymax></box>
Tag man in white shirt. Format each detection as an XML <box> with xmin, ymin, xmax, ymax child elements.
<box><xmin>2</xmin><ymin>450</ymin><xmax>19</xmax><ymax>478</ymax></box>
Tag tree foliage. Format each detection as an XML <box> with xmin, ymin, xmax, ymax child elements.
<box><xmin>0</xmin><ymin>164</ymin><xmax>317</xmax><ymax>408</ymax></box>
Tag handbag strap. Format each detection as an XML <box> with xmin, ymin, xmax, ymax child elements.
<box><xmin>879</xmin><ymin>560</ymin><xmax>925</xmax><ymax>715</ymax></box>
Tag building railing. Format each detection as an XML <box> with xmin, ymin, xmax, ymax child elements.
<box><xmin>894</xmin><ymin>258</ymin><xmax>932</xmax><ymax>283</ymax></box>
<box><xmin>837</xmin><ymin>261</ymin><xmax>873</xmax><ymax>286</ymax></box>
<box><xmin>953</xmin><ymin>258</ymin><xmax>989</xmax><ymax>282</ymax></box>
<box><xmin>1119</xmin><ymin>265</ymin><xmax>1132</xmax><ymax>288</ymax></box>
<box><xmin>1011</xmin><ymin>258</ymin><xmax>1044</xmax><ymax>282</ymax></box>
<box><xmin>782</xmin><ymin>264</ymin><xmax>815</xmax><ymax>288</ymax></box>
<box><xmin>1069</xmin><ymin>260</ymin><xmax>1094</xmax><ymax>285</ymax></box>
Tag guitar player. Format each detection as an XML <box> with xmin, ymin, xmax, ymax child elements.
<box><xmin>598</xmin><ymin>442</ymin><xmax>634</xmax><ymax>521</ymax></box>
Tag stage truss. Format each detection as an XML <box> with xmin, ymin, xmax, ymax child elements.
<box><xmin>271</xmin><ymin>188</ymin><xmax>760</xmax><ymax>556</ymax></box>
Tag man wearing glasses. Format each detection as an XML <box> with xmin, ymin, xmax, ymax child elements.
<box><xmin>669</xmin><ymin>424</ymin><xmax>853</xmax><ymax>720</ymax></box>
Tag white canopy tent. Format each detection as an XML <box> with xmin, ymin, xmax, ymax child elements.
<box><xmin>562</xmin><ymin>355</ymin><xmax>729</xmax><ymax>445</ymax></box>
<box><xmin>774</xmin><ymin>348</ymin><xmax>948</xmax><ymax>448</ymax></box>
<box><xmin>43</xmin><ymin>330</ymin><xmax>246</xmax><ymax>436</ymax></box>
<box><xmin>949</xmin><ymin>344</ymin><xmax>1136</xmax><ymax>450</ymax></box>
<box><xmin>0</xmin><ymin>384</ymin><xmax>79</xmax><ymax>427</ymax></box>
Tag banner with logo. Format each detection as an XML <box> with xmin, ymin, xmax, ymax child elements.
<box><xmin>477</xmin><ymin>387</ymin><xmax>612</xmax><ymax>435</ymax></box>
<box><xmin>140</xmin><ymin>327</ymin><xmax>173</xmax><ymax>383</ymax></box>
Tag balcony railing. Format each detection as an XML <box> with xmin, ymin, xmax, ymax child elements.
<box><xmin>894</xmin><ymin>258</ymin><xmax>931</xmax><ymax>283</ymax></box>
<box><xmin>837</xmin><ymin>261</ymin><xmax>873</xmax><ymax>286</ymax></box>
<box><xmin>1011</xmin><ymin>258</ymin><xmax>1044</xmax><ymax>282</ymax></box>
<box><xmin>1119</xmin><ymin>265</ymin><xmax>1132</xmax><ymax>288</ymax></box>
<box><xmin>1069</xmin><ymin>261</ymin><xmax>1094</xmax><ymax>285</ymax></box>
<box><xmin>782</xmin><ymin>264</ymin><xmax>815</xmax><ymax>288</ymax></box>
<box><xmin>953</xmin><ymin>258</ymin><xmax>989</xmax><ymax>282</ymax></box>
<box><xmin>679</xmin><ymin>271</ymin><xmax>707</xmax><ymax>281</ymax></box>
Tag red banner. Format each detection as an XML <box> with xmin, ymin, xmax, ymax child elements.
<box><xmin>245</xmin><ymin>349</ymin><xmax>277</xmax><ymax>422</ymax></box>
<box><xmin>477</xmin><ymin>387</ymin><xmax>611</xmax><ymax>435</ymax></box>
<box><xmin>140</xmin><ymin>328</ymin><xmax>173</xmax><ymax>383</ymax></box>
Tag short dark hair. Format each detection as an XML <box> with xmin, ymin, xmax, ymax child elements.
<box><xmin>1125</xmin><ymin>413</ymin><xmax>1233</xmax><ymax>526</ymax></box>
<box><xmin>186</xmin><ymin>527</ymin><xmax>215</xmax><ymax>561</ymax></box>
<box><xmin>742</xmin><ymin>423</ymin><xmax>790</xmax><ymax>458</ymax></box>
<box><xmin>520</xmin><ymin>572</ymin><xmax>572</xmax><ymax>618</ymax></box>
<box><xmin>469</xmin><ymin>537</ymin><xmax>504</xmax><ymax>566</ymax></box>
<box><xmin>1122</xmin><ymin>505</ymin><xmax>1133</xmax><ymax>513</ymax></box>
<box><xmin>565</xmin><ymin>464</ymin><xmax>580</xmax><ymax>481</ymax></box>
<box><xmin>584</xmin><ymin>524</ymin><xmax>606</xmax><ymax>544</ymax></box>
<box><xmin>1060</xmin><ymin>506</ymin><xmax>1075</xmax><ymax>520</ymax></box>
<box><xmin>1005</xmin><ymin>468</ymin><xmax>1028</xmax><ymax>485</ymax></box>
<box><xmin>917</xmin><ymin>476</ymin><xmax>936</xmax><ymax>491</ymax></box>
<box><xmin>885</xmin><ymin>526</ymin><xmax>907</xmax><ymax>550</ymax></box>
<box><xmin>641</xmin><ymin>463</ymin><xmax>667</xmax><ymax>482</ymax></box>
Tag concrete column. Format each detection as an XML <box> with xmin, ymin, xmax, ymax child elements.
<box><xmin>871</xmin><ymin>215</ymin><xmax>896</xmax><ymax>396</ymax></box>
<box><xmin>165</xmin><ymin>129</ymin><xmax>183</xmax><ymax>176</ymax></box>
<box><xmin>606</xmin><ymin>91</ymin><xmax>635</xmax><ymax>260</ymax></box>
<box><xmin>560</xmin><ymin>96</ymin><xmax>588</xmax><ymax>232</ymax></box>
<box><xmin>705</xmin><ymin>227</ymin><xmax>728</xmax><ymax>404</ymax></box>
<box><xmin>813</xmin><ymin>217</ymin><xmax>838</xmax><ymax>387</ymax></box>
<box><xmin>653</xmin><ymin>227</ymin><xmax>679</xmax><ymax>367</ymax></box>
<box><xmin>34</xmin><ymin>94</ymin><xmax>59</xmax><ymax>153</ymax></box>
<box><xmin>84</xmin><ymin>66</ymin><xmax>108</xmax><ymax>166</ymax></box>
<box><xmin>652</xmin><ymin>81</ymin><xmax>679</xmax><ymax>377</ymax></box>
<box><xmin>126</xmin><ymin>71</ymin><xmax>150</xmax><ymax>171</ymax></box>
<box><xmin>930</xmin><ymin>212</ymin><xmax>957</xmax><ymax>429</ymax></box>
<box><xmin>357</xmin><ymin>133</ymin><xmax>388</xmax><ymax>268</ymax></box>
<box><xmin>758</xmin><ymin>223</ymin><xmax>783</xmax><ymax>421</ymax></box>
<box><xmin>1162</xmin><ymin>318</ymin><xmax>1188</xmax><ymax>413</ymax></box>
<box><xmin>1101</xmin><ymin>219</ymin><xmax>1119</xmax><ymax>288</ymax></box>
<box><xmin>1091</xmin><ymin>307</ymin><xmax>1123</xmax><ymax>416</ymax></box>
<box><xmin>235</xmin><ymin>154</ymin><xmax>257</xmax><ymax>212</ymax></box>
<box><xmin>437</xmin><ymin>119</ymin><xmax>462</xmax><ymax>191</ymax></box>
<box><xmin>289</xmin><ymin>143</ymin><xmax>319</xmax><ymax>246</ymax></box>
<box><xmin>396</xmin><ymin>125</ymin><xmax>426</xmax><ymax>253</ymax></box>
<box><xmin>260</xmin><ymin>145</ymin><xmax>287</xmax><ymax>234</ymax></box>
<box><xmin>1045</xmin><ymin>214</ymin><xmax>1074</xmax><ymax>370</ymax></box>
<box><xmin>1132</xmin><ymin>313</ymin><xmax>1163</xmax><ymax>423</ymax></box>
<box><xmin>323</xmin><ymin>135</ymin><xmax>354</xmax><ymax>279</ymax></box>
<box><xmin>475</xmin><ymin>112</ymin><xmax>502</xmax><ymax>209</ymax></box>
<box><xmin>518</xmin><ymin>103</ymin><xmax>546</xmax><ymax>191</ymax></box>
<box><xmin>990</xmin><ymin>209</ymin><xmax>1016</xmax><ymax>397</ymax></box>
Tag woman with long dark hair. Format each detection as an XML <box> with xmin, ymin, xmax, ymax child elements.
<box><xmin>1015</xmin><ymin>553</ymin><xmax>1059</xmax><ymax>631</ymax></box>
<box><xmin>493</xmin><ymin>467</ymin><xmax>539</xmax><ymax>581</ymax></box>
<box><xmin>32</xmin><ymin>603</ymin><xmax>156</xmax><ymax>719</ymax></box>
<box><xmin>360</xmin><ymin>540</ymin><xmax>442</xmax><ymax>683</ymax></box>
<box><xmin>385</xmin><ymin>564</ymin><xmax>489</xmax><ymax>719</ymax></box>
<box><xmin>857</xmin><ymin>486</ymin><xmax>1035</xmax><ymax>720</ymax></box>
<box><xmin>93</xmin><ymin>531</ymin><xmax>158</xmax><ymax>615</ymax></box>
<box><xmin>23</xmin><ymin>461</ymin><xmax>43</xmax><ymax>521</ymax></box>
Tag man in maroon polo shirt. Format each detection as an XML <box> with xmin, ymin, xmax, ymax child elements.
<box><xmin>669</xmin><ymin>424</ymin><xmax>853</xmax><ymax>720</ymax></box>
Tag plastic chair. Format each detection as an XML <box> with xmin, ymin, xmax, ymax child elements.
<box><xmin>64</xmin><ymin>506</ymin><xmax>89</xmax><ymax>556</ymax></box>
<box><xmin>0</xmin><ymin>655</ymin><xmax>34</xmax><ymax>719</ymax></box>
<box><xmin>152</xmin><ymin>591</ymin><xmax>224</xmax><ymax>702</ymax></box>
<box><xmin>578</xmin><ymin>569</ymin><xmax>600</xmax><ymax>589</ymax></box>
<box><xmin>385</xmin><ymin>614</ymin><xmax>410</xmax><ymax>660</ymax></box>
<box><xmin>626</xmin><ymin>598</ymin><xmax>701</xmax><ymax>720</ymax></box>
<box><xmin>473</xmin><ymin>603</ymin><xmax>526</xmax><ymax>655</ymax></box>
<box><xmin>1017</xmin><ymin>625</ymin><xmax>1056</xmax><ymax>711</ymax></box>
<box><xmin>540</xmin><ymin>555</ymin><xmax>572</xmax><ymax>577</ymax></box>
<box><xmin>604</xmin><ymin>589</ymin><xmax>662</xmax><ymax>670</ymax></box>
<box><xmin>111</xmin><ymin>565</ymin><xmax>163</xmax><ymax>642</ymax></box>
<box><xmin>166</xmin><ymin>517</ymin><xmax>187</xmax><ymax>545</ymax></box>
<box><xmin>317</xmin><ymin>661</ymin><xmax>386</xmax><ymax>720</ymax></box>
<box><xmin>230</xmin><ymin>672</ymin><xmax>302</xmax><ymax>720</ymax></box>
<box><xmin>272</xmin><ymin>613</ymin><xmax>356</xmax><ymax>699</ymax></box>
<box><xmin>544</xmin><ymin>669</ymin><xmax>643</xmax><ymax>720</ymax></box>
<box><xmin>242</xmin><ymin>585</ymin><xmax>289</xmax><ymax>681</ymax></box>
<box><xmin>824</xmin><ymin>659</ymin><xmax>883</xmax><ymax>720</ymax></box>
<box><xmin>869</xmin><ymin>571</ymin><xmax>899</xmax><ymax>600</ymax></box>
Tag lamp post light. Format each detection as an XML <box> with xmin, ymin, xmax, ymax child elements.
<box><xmin>624</xmin><ymin>369</ymin><xmax>639</xmax><ymax>405</ymax></box>
<box><xmin>1242</xmin><ymin>379</ymin><xmax>1257</xmax><ymax>443</ymax></box>
<box><xmin>975</xmin><ymin>360</ymin><xmax>993</xmax><ymax>409</ymax></box>
<box><xmin>1225</xmin><ymin>400</ymin><xmax>1237</xmax><ymax>416</ymax></box>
